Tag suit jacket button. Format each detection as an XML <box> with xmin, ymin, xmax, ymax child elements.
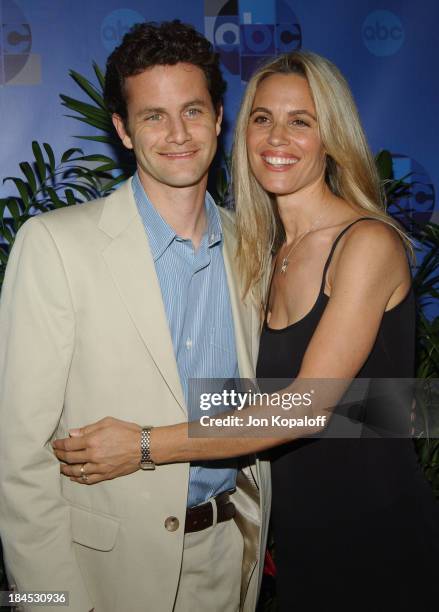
<box><xmin>164</xmin><ymin>516</ymin><xmax>179</xmax><ymax>532</ymax></box>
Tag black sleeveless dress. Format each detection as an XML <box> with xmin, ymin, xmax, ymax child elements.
<box><xmin>256</xmin><ymin>219</ymin><xmax>439</xmax><ymax>611</ymax></box>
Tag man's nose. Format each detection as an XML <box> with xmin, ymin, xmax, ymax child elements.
<box><xmin>165</xmin><ymin>116</ymin><xmax>191</xmax><ymax>145</ymax></box>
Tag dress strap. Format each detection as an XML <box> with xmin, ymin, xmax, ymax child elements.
<box><xmin>319</xmin><ymin>217</ymin><xmax>378</xmax><ymax>294</ymax></box>
<box><xmin>264</xmin><ymin>217</ymin><xmax>380</xmax><ymax>321</ymax></box>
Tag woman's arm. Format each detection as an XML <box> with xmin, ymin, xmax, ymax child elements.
<box><xmin>150</xmin><ymin>220</ymin><xmax>411</xmax><ymax>463</ymax></box>
<box><xmin>53</xmin><ymin>221</ymin><xmax>411</xmax><ymax>480</ymax></box>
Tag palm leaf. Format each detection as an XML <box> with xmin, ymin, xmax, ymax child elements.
<box><xmin>32</xmin><ymin>141</ymin><xmax>47</xmax><ymax>183</ymax></box>
<box><xmin>61</xmin><ymin>148</ymin><xmax>83</xmax><ymax>163</ymax></box>
<box><xmin>74</xmin><ymin>134</ymin><xmax>119</xmax><ymax>145</ymax></box>
<box><xmin>43</xmin><ymin>143</ymin><xmax>56</xmax><ymax>175</ymax></box>
<box><xmin>68</xmin><ymin>69</ymin><xmax>107</xmax><ymax>110</ymax></box>
<box><xmin>64</xmin><ymin>113</ymin><xmax>114</xmax><ymax>133</ymax></box>
<box><xmin>60</xmin><ymin>95</ymin><xmax>111</xmax><ymax>123</ymax></box>
<box><xmin>3</xmin><ymin>177</ymin><xmax>31</xmax><ymax>208</ymax></box>
<box><xmin>93</xmin><ymin>62</ymin><xmax>106</xmax><ymax>90</ymax></box>
<box><xmin>18</xmin><ymin>162</ymin><xmax>37</xmax><ymax>195</ymax></box>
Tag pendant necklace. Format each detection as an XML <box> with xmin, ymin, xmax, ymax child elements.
<box><xmin>279</xmin><ymin>203</ymin><xmax>329</xmax><ymax>275</ymax></box>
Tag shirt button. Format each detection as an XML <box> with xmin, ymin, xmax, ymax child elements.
<box><xmin>164</xmin><ymin>516</ymin><xmax>180</xmax><ymax>532</ymax></box>
<box><xmin>186</xmin><ymin>338</ymin><xmax>193</xmax><ymax>350</ymax></box>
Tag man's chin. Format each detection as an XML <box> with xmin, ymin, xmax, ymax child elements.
<box><xmin>136</xmin><ymin>166</ymin><xmax>209</xmax><ymax>191</ymax></box>
<box><xmin>158</xmin><ymin>173</ymin><xmax>208</xmax><ymax>189</ymax></box>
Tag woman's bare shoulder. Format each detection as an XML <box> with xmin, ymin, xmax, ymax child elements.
<box><xmin>337</xmin><ymin>217</ymin><xmax>408</xmax><ymax>268</ymax></box>
<box><xmin>327</xmin><ymin>217</ymin><xmax>410</xmax><ymax>301</ymax></box>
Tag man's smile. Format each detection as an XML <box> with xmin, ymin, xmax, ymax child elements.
<box><xmin>158</xmin><ymin>150</ymin><xmax>198</xmax><ymax>159</ymax></box>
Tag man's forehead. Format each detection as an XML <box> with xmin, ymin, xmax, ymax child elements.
<box><xmin>123</xmin><ymin>63</ymin><xmax>213</xmax><ymax>111</ymax></box>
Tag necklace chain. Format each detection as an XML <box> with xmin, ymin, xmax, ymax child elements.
<box><xmin>279</xmin><ymin>203</ymin><xmax>329</xmax><ymax>275</ymax></box>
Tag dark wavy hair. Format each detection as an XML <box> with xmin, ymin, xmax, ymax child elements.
<box><xmin>104</xmin><ymin>20</ymin><xmax>226</xmax><ymax>123</ymax></box>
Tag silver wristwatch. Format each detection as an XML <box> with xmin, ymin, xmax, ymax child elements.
<box><xmin>140</xmin><ymin>426</ymin><xmax>155</xmax><ymax>470</ymax></box>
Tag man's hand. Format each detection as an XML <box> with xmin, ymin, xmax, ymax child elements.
<box><xmin>52</xmin><ymin>417</ymin><xmax>142</xmax><ymax>484</ymax></box>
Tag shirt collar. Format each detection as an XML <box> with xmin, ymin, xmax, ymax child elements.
<box><xmin>132</xmin><ymin>172</ymin><xmax>222</xmax><ymax>261</ymax></box>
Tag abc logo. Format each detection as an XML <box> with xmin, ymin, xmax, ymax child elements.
<box><xmin>362</xmin><ymin>10</ymin><xmax>404</xmax><ymax>57</ymax></box>
<box><xmin>101</xmin><ymin>9</ymin><xmax>145</xmax><ymax>52</ymax></box>
<box><xmin>1</xmin><ymin>0</ymin><xmax>40</xmax><ymax>85</ymax></box>
<box><xmin>388</xmin><ymin>155</ymin><xmax>435</xmax><ymax>230</ymax></box>
<box><xmin>205</xmin><ymin>0</ymin><xmax>301</xmax><ymax>82</ymax></box>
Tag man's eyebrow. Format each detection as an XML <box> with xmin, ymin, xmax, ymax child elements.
<box><xmin>250</xmin><ymin>106</ymin><xmax>317</xmax><ymax>121</ymax></box>
<box><xmin>182</xmin><ymin>98</ymin><xmax>209</xmax><ymax>108</ymax></box>
<box><xmin>135</xmin><ymin>99</ymin><xmax>209</xmax><ymax>118</ymax></box>
<box><xmin>135</xmin><ymin>106</ymin><xmax>166</xmax><ymax>117</ymax></box>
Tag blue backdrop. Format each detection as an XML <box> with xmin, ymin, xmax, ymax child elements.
<box><xmin>1</xmin><ymin>0</ymin><xmax>437</xmax><ymax>226</ymax></box>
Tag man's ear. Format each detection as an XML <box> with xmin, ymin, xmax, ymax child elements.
<box><xmin>215</xmin><ymin>105</ymin><xmax>223</xmax><ymax>137</ymax></box>
<box><xmin>112</xmin><ymin>114</ymin><xmax>133</xmax><ymax>150</ymax></box>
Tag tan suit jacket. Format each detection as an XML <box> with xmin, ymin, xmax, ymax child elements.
<box><xmin>0</xmin><ymin>179</ymin><xmax>271</xmax><ymax>612</ymax></box>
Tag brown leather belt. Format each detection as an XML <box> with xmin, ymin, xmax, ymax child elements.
<box><xmin>185</xmin><ymin>491</ymin><xmax>236</xmax><ymax>534</ymax></box>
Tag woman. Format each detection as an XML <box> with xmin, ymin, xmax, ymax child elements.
<box><xmin>232</xmin><ymin>52</ymin><xmax>439</xmax><ymax>609</ymax></box>
<box><xmin>148</xmin><ymin>51</ymin><xmax>439</xmax><ymax>609</ymax></box>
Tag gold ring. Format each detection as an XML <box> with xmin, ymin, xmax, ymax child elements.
<box><xmin>80</xmin><ymin>464</ymin><xmax>88</xmax><ymax>481</ymax></box>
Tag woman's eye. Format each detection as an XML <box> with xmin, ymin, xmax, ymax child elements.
<box><xmin>253</xmin><ymin>115</ymin><xmax>269</xmax><ymax>124</ymax></box>
<box><xmin>291</xmin><ymin>118</ymin><xmax>309</xmax><ymax>127</ymax></box>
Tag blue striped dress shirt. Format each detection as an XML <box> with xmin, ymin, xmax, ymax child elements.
<box><xmin>132</xmin><ymin>173</ymin><xmax>238</xmax><ymax>507</ymax></box>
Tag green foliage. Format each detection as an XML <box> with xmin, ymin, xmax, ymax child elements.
<box><xmin>376</xmin><ymin>149</ymin><xmax>439</xmax><ymax>495</ymax></box>
<box><xmin>60</xmin><ymin>63</ymin><xmax>116</xmax><ymax>145</ymax></box>
<box><xmin>375</xmin><ymin>149</ymin><xmax>412</xmax><ymax>203</ymax></box>
<box><xmin>59</xmin><ymin>62</ymin><xmax>134</xmax><ymax>177</ymax></box>
<box><xmin>0</xmin><ymin>142</ymin><xmax>122</xmax><ymax>286</ymax></box>
<box><xmin>414</xmin><ymin>311</ymin><xmax>439</xmax><ymax>494</ymax></box>
<box><xmin>214</xmin><ymin>149</ymin><xmax>233</xmax><ymax>209</ymax></box>
<box><xmin>0</xmin><ymin>63</ymin><xmax>131</xmax><ymax>287</ymax></box>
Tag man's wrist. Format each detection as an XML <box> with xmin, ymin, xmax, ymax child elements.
<box><xmin>131</xmin><ymin>424</ymin><xmax>143</xmax><ymax>465</ymax></box>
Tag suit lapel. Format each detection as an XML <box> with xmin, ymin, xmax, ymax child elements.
<box><xmin>220</xmin><ymin>210</ymin><xmax>256</xmax><ymax>379</ymax></box>
<box><xmin>99</xmin><ymin>179</ymin><xmax>186</xmax><ymax>415</ymax></box>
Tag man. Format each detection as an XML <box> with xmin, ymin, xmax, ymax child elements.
<box><xmin>0</xmin><ymin>21</ymin><xmax>270</xmax><ymax>612</ymax></box>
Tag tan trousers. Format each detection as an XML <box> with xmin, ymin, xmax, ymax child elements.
<box><xmin>173</xmin><ymin>497</ymin><xmax>244</xmax><ymax>612</ymax></box>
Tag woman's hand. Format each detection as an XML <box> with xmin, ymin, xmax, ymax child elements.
<box><xmin>52</xmin><ymin>417</ymin><xmax>142</xmax><ymax>484</ymax></box>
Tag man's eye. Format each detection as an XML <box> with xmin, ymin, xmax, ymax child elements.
<box><xmin>185</xmin><ymin>108</ymin><xmax>202</xmax><ymax>118</ymax></box>
<box><xmin>145</xmin><ymin>114</ymin><xmax>161</xmax><ymax>121</ymax></box>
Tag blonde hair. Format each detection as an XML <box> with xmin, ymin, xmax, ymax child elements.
<box><xmin>232</xmin><ymin>51</ymin><xmax>411</xmax><ymax>307</ymax></box>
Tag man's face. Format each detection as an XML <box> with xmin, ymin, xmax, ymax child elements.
<box><xmin>113</xmin><ymin>63</ymin><xmax>222</xmax><ymax>192</ymax></box>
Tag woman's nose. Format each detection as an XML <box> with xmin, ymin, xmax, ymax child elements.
<box><xmin>267</xmin><ymin>122</ymin><xmax>289</xmax><ymax>146</ymax></box>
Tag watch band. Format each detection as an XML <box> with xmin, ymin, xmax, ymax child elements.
<box><xmin>140</xmin><ymin>426</ymin><xmax>155</xmax><ymax>470</ymax></box>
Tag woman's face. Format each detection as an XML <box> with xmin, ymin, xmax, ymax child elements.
<box><xmin>246</xmin><ymin>73</ymin><xmax>326</xmax><ymax>198</ymax></box>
